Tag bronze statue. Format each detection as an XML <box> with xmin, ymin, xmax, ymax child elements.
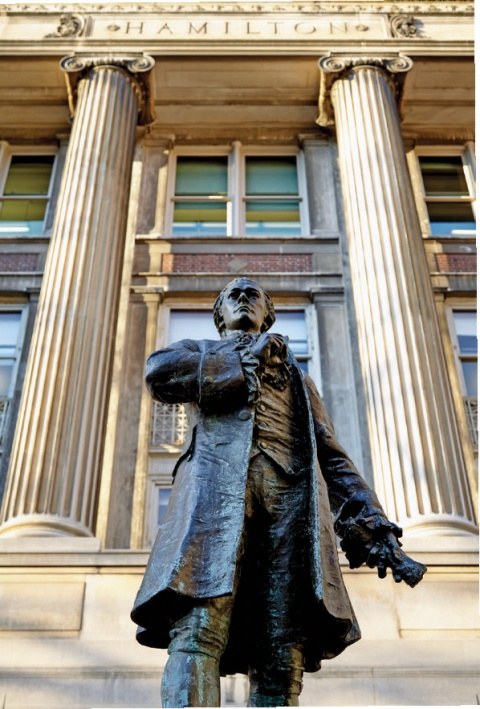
<box><xmin>131</xmin><ymin>277</ymin><xmax>426</xmax><ymax>707</ymax></box>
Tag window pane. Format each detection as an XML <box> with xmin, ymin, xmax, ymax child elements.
<box><xmin>3</xmin><ymin>156</ymin><xmax>54</xmax><ymax>196</ymax></box>
<box><xmin>246</xmin><ymin>157</ymin><xmax>298</xmax><ymax>196</ymax></box>
<box><xmin>245</xmin><ymin>200</ymin><xmax>301</xmax><ymax>235</ymax></box>
<box><xmin>172</xmin><ymin>201</ymin><xmax>227</xmax><ymax>236</ymax></box>
<box><xmin>0</xmin><ymin>360</ymin><xmax>14</xmax><ymax>396</ymax></box>
<box><xmin>0</xmin><ymin>198</ymin><xmax>49</xmax><ymax>235</ymax></box>
<box><xmin>0</xmin><ymin>312</ymin><xmax>21</xmax><ymax>348</ymax></box>
<box><xmin>426</xmin><ymin>202</ymin><xmax>475</xmax><ymax>236</ymax></box>
<box><xmin>169</xmin><ymin>311</ymin><xmax>219</xmax><ymax>343</ymax></box>
<box><xmin>175</xmin><ymin>157</ymin><xmax>228</xmax><ymax>196</ymax></box>
<box><xmin>158</xmin><ymin>488</ymin><xmax>172</xmax><ymax>526</ymax></box>
<box><xmin>461</xmin><ymin>361</ymin><xmax>477</xmax><ymax>398</ymax></box>
<box><xmin>453</xmin><ymin>312</ymin><xmax>477</xmax><ymax>355</ymax></box>
<box><xmin>419</xmin><ymin>156</ymin><xmax>470</xmax><ymax>197</ymax></box>
<box><xmin>273</xmin><ymin>311</ymin><xmax>308</xmax><ymax>356</ymax></box>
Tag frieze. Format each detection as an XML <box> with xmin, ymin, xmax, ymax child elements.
<box><xmin>1</xmin><ymin>2</ymin><xmax>474</xmax><ymax>14</ymax></box>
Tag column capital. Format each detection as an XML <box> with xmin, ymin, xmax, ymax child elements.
<box><xmin>317</xmin><ymin>53</ymin><xmax>413</xmax><ymax>128</ymax></box>
<box><xmin>60</xmin><ymin>53</ymin><xmax>156</xmax><ymax>126</ymax></box>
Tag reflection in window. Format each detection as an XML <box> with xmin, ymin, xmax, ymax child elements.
<box><xmin>245</xmin><ymin>157</ymin><xmax>301</xmax><ymax>236</ymax></box>
<box><xmin>169</xmin><ymin>150</ymin><xmax>304</xmax><ymax>236</ymax></box>
<box><xmin>172</xmin><ymin>156</ymin><xmax>228</xmax><ymax>236</ymax></box>
<box><xmin>158</xmin><ymin>488</ymin><xmax>171</xmax><ymax>526</ymax></box>
<box><xmin>0</xmin><ymin>155</ymin><xmax>55</xmax><ymax>236</ymax></box>
<box><xmin>453</xmin><ymin>311</ymin><xmax>477</xmax><ymax>397</ymax></box>
<box><xmin>0</xmin><ymin>310</ymin><xmax>23</xmax><ymax>448</ymax></box>
<box><xmin>419</xmin><ymin>156</ymin><xmax>475</xmax><ymax>237</ymax></box>
<box><xmin>452</xmin><ymin>310</ymin><xmax>477</xmax><ymax>452</ymax></box>
<box><xmin>0</xmin><ymin>311</ymin><xmax>22</xmax><ymax>397</ymax></box>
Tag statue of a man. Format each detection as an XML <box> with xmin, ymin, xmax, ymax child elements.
<box><xmin>131</xmin><ymin>278</ymin><xmax>425</xmax><ymax>707</ymax></box>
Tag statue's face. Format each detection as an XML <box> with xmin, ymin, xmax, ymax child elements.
<box><xmin>221</xmin><ymin>279</ymin><xmax>268</xmax><ymax>334</ymax></box>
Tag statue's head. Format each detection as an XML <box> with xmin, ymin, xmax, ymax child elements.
<box><xmin>213</xmin><ymin>278</ymin><xmax>276</xmax><ymax>336</ymax></box>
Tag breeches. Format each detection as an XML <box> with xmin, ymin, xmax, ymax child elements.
<box><xmin>167</xmin><ymin>453</ymin><xmax>310</xmax><ymax>699</ymax></box>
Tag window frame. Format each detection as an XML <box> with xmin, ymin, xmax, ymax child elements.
<box><xmin>165</xmin><ymin>144</ymin><xmax>310</xmax><ymax>237</ymax></box>
<box><xmin>0</xmin><ymin>304</ymin><xmax>29</xmax><ymax>451</ymax></box>
<box><xmin>0</xmin><ymin>143</ymin><xmax>58</xmax><ymax>239</ymax></box>
<box><xmin>445</xmin><ymin>301</ymin><xmax>477</xmax><ymax>454</ymax></box>
<box><xmin>411</xmin><ymin>145</ymin><xmax>476</xmax><ymax>239</ymax></box>
<box><xmin>445</xmin><ymin>303</ymin><xmax>477</xmax><ymax>399</ymax></box>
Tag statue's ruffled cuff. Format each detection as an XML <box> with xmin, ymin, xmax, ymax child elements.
<box><xmin>233</xmin><ymin>340</ymin><xmax>261</xmax><ymax>405</ymax></box>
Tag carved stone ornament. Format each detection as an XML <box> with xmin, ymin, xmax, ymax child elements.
<box><xmin>60</xmin><ymin>54</ymin><xmax>156</xmax><ymax>126</ymax></box>
<box><xmin>317</xmin><ymin>54</ymin><xmax>414</xmax><ymax>127</ymax></box>
<box><xmin>44</xmin><ymin>13</ymin><xmax>86</xmax><ymax>38</ymax></box>
<box><xmin>390</xmin><ymin>14</ymin><xmax>419</xmax><ymax>37</ymax></box>
<box><xmin>5</xmin><ymin>3</ymin><xmax>475</xmax><ymax>13</ymax></box>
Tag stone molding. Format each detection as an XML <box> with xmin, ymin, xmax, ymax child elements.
<box><xmin>317</xmin><ymin>53</ymin><xmax>414</xmax><ymax>127</ymax></box>
<box><xmin>60</xmin><ymin>54</ymin><xmax>156</xmax><ymax>126</ymax></box>
<box><xmin>2</xmin><ymin>3</ymin><xmax>474</xmax><ymax>14</ymax></box>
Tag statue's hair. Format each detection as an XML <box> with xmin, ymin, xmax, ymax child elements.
<box><xmin>213</xmin><ymin>278</ymin><xmax>276</xmax><ymax>335</ymax></box>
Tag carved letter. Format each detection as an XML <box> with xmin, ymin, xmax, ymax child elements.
<box><xmin>294</xmin><ymin>22</ymin><xmax>317</xmax><ymax>35</ymax></box>
<box><xmin>246</xmin><ymin>22</ymin><xmax>260</xmax><ymax>35</ymax></box>
<box><xmin>329</xmin><ymin>22</ymin><xmax>348</xmax><ymax>34</ymax></box>
<box><xmin>189</xmin><ymin>22</ymin><xmax>208</xmax><ymax>34</ymax></box>
<box><xmin>267</xmin><ymin>21</ymin><xmax>283</xmax><ymax>34</ymax></box>
<box><xmin>126</xmin><ymin>21</ymin><xmax>144</xmax><ymax>35</ymax></box>
<box><xmin>157</xmin><ymin>23</ymin><xmax>174</xmax><ymax>35</ymax></box>
<box><xmin>224</xmin><ymin>22</ymin><xmax>230</xmax><ymax>34</ymax></box>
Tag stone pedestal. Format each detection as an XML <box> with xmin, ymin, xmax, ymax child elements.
<box><xmin>0</xmin><ymin>55</ymin><xmax>155</xmax><ymax>537</ymax></box>
<box><xmin>318</xmin><ymin>55</ymin><xmax>476</xmax><ymax>535</ymax></box>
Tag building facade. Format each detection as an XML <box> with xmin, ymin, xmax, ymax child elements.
<box><xmin>0</xmin><ymin>1</ymin><xmax>477</xmax><ymax>706</ymax></box>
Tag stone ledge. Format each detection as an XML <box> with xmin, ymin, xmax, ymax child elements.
<box><xmin>0</xmin><ymin>545</ymin><xmax>476</xmax><ymax>569</ymax></box>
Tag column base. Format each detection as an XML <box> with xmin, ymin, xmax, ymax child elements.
<box><xmin>401</xmin><ymin>513</ymin><xmax>478</xmax><ymax>537</ymax></box>
<box><xmin>0</xmin><ymin>513</ymin><xmax>96</xmax><ymax>539</ymax></box>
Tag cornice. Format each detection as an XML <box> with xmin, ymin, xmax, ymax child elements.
<box><xmin>0</xmin><ymin>2</ymin><xmax>474</xmax><ymax>14</ymax></box>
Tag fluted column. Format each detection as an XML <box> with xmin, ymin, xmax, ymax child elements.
<box><xmin>318</xmin><ymin>55</ymin><xmax>476</xmax><ymax>535</ymax></box>
<box><xmin>0</xmin><ymin>55</ymin><xmax>155</xmax><ymax>537</ymax></box>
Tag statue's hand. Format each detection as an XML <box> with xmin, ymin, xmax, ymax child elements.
<box><xmin>360</xmin><ymin>532</ymin><xmax>426</xmax><ymax>588</ymax></box>
<box><xmin>251</xmin><ymin>333</ymin><xmax>288</xmax><ymax>366</ymax></box>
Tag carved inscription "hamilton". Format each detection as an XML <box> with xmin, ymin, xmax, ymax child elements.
<box><xmin>104</xmin><ymin>18</ymin><xmax>374</xmax><ymax>37</ymax></box>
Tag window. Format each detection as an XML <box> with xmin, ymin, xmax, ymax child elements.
<box><xmin>0</xmin><ymin>147</ymin><xmax>56</xmax><ymax>236</ymax></box>
<box><xmin>168</xmin><ymin>146</ymin><xmax>308</xmax><ymax>236</ymax></box>
<box><xmin>451</xmin><ymin>309</ymin><xmax>477</xmax><ymax>451</ymax></box>
<box><xmin>417</xmin><ymin>150</ymin><xmax>475</xmax><ymax>237</ymax></box>
<box><xmin>0</xmin><ymin>308</ymin><xmax>27</xmax><ymax>449</ymax></box>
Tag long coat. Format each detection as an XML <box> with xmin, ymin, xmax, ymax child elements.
<box><xmin>131</xmin><ymin>335</ymin><xmax>392</xmax><ymax>674</ymax></box>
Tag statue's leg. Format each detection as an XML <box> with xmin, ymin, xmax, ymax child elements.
<box><xmin>161</xmin><ymin>595</ymin><xmax>234</xmax><ymax>708</ymax></box>
<box><xmin>244</xmin><ymin>456</ymin><xmax>309</xmax><ymax>707</ymax></box>
<box><xmin>248</xmin><ymin>643</ymin><xmax>304</xmax><ymax>707</ymax></box>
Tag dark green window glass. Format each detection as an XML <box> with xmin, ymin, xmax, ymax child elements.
<box><xmin>1</xmin><ymin>155</ymin><xmax>54</xmax><ymax>235</ymax></box>
<box><xmin>175</xmin><ymin>157</ymin><xmax>228</xmax><ymax>196</ymax></box>
<box><xmin>246</xmin><ymin>156</ymin><xmax>298</xmax><ymax>196</ymax></box>
<box><xmin>173</xmin><ymin>157</ymin><xmax>228</xmax><ymax>235</ymax></box>
<box><xmin>419</xmin><ymin>156</ymin><xmax>475</xmax><ymax>236</ymax></box>
<box><xmin>419</xmin><ymin>156</ymin><xmax>469</xmax><ymax>197</ymax></box>
<box><xmin>4</xmin><ymin>156</ymin><xmax>54</xmax><ymax>196</ymax></box>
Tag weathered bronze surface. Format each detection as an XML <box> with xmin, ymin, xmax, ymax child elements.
<box><xmin>131</xmin><ymin>278</ymin><xmax>426</xmax><ymax>707</ymax></box>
